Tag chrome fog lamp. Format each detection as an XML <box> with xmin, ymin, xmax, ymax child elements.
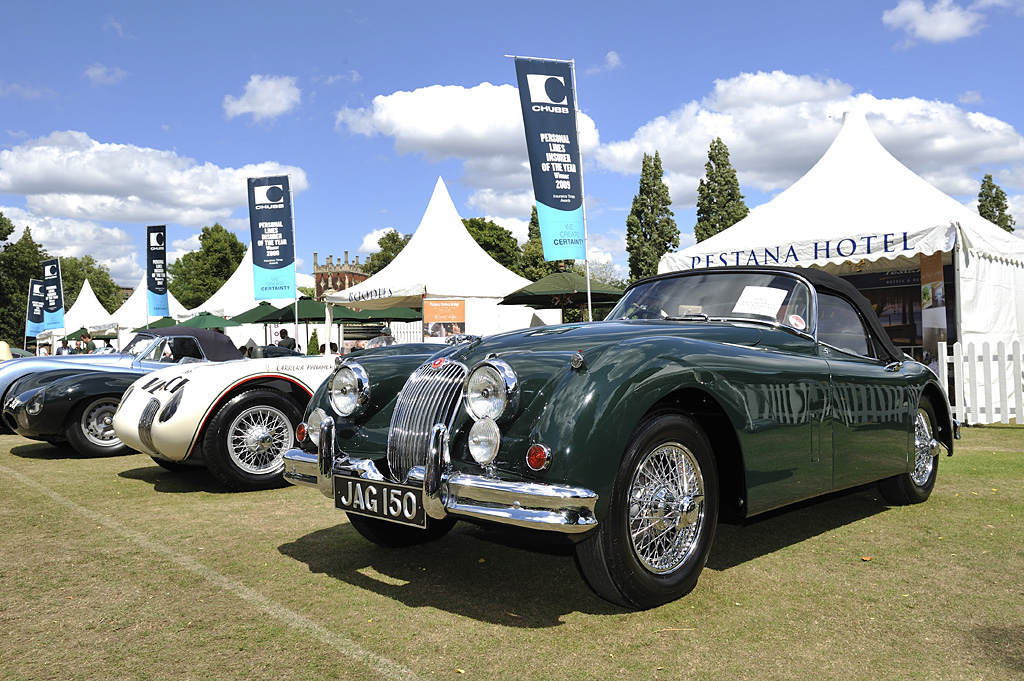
<box><xmin>468</xmin><ymin>417</ymin><xmax>501</xmax><ymax>465</ymax></box>
<box><xmin>329</xmin><ymin>363</ymin><xmax>369</xmax><ymax>416</ymax></box>
<box><xmin>465</xmin><ymin>359</ymin><xmax>518</xmax><ymax>423</ymax></box>
<box><xmin>306</xmin><ymin>408</ymin><xmax>326</xmax><ymax>446</ymax></box>
<box><xmin>26</xmin><ymin>392</ymin><xmax>44</xmax><ymax>416</ymax></box>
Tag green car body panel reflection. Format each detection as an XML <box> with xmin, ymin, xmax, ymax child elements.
<box><xmin>284</xmin><ymin>266</ymin><xmax>956</xmax><ymax>609</ymax></box>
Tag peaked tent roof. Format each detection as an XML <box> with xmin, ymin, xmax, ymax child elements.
<box><xmin>327</xmin><ymin>177</ymin><xmax>531</xmax><ymax>309</ymax></box>
<box><xmin>63</xmin><ymin>279</ymin><xmax>116</xmax><ymax>332</ymax></box>
<box><xmin>111</xmin><ymin>274</ymin><xmax>189</xmax><ymax>330</ymax></box>
<box><xmin>660</xmin><ymin>111</ymin><xmax>1024</xmax><ymax>275</ymax></box>
<box><xmin>187</xmin><ymin>247</ymin><xmax>295</xmax><ymax>317</ymax></box>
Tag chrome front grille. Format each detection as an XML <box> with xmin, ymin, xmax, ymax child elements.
<box><xmin>387</xmin><ymin>359</ymin><xmax>467</xmax><ymax>483</ymax></box>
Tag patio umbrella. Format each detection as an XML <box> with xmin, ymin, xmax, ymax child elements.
<box><xmin>178</xmin><ymin>311</ymin><xmax>241</xmax><ymax>329</ymax></box>
<box><xmin>262</xmin><ymin>297</ymin><xmax>327</xmax><ymax>323</ymax></box>
<box><xmin>131</xmin><ymin>317</ymin><xmax>178</xmax><ymax>332</ymax></box>
<box><xmin>230</xmin><ymin>301</ymin><xmax>282</xmax><ymax>324</ymax></box>
<box><xmin>499</xmin><ymin>271</ymin><xmax>623</xmax><ymax>309</ymax></box>
<box><xmin>360</xmin><ymin>306</ymin><xmax>422</xmax><ymax>322</ymax></box>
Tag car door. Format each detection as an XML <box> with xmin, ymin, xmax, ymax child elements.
<box><xmin>818</xmin><ymin>292</ymin><xmax>912</xmax><ymax>489</ymax></box>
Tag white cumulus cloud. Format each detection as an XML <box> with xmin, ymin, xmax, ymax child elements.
<box><xmin>84</xmin><ymin>63</ymin><xmax>129</xmax><ymax>86</ymax></box>
<box><xmin>882</xmin><ymin>0</ymin><xmax>986</xmax><ymax>44</ymax></box>
<box><xmin>223</xmin><ymin>75</ymin><xmax>301</xmax><ymax>121</ymax></box>
<box><xmin>335</xmin><ymin>81</ymin><xmax>599</xmax><ymax>219</ymax></box>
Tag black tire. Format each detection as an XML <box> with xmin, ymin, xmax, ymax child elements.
<box><xmin>347</xmin><ymin>512</ymin><xmax>457</xmax><ymax>548</ymax></box>
<box><xmin>878</xmin><ymin>396</ymin><xmax>939</xmax><ymax>505</ymax></box>
<box><xmin>64</xmin><ymin>396</ymin><xmax>131</xmax><ymax>457</ymax></box>
<box><xmin>202</xmin><ymin>390</ymin><xmax>301</xmax><ymax>492</ymax></box>
<box><xmin>575</xmin><ymin>412</ymin><xmax>719</xmax><ymax>609</ymax></box>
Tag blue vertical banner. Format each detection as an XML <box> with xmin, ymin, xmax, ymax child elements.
<box><xmin>41</xmin><ymin>258</ymin><xmax>64</xmax><ymax>331</ymax></box>
<box><xmin>25</xmin><ymin>279</ymin><xmax>45</xmax><ymax>337</ymax></box>
<box><xmin>247</xmin><ymin>175</ymin><xmax>296</xmax><ymax>300</ymax></box>
<box><xmin>514</xmin><ymin>57</ymin><xmax>586</xmax><ymax>261</ymax></box>
<box><xmin>146</xmin><ymin>225</ymin><xmax>169</xmax><ymax>317</ymax></box>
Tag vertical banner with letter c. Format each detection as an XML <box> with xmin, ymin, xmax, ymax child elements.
<box><xmin>25</xmin><ymin>278</ymin><xmax>45</xmax><ymax>337</ymax></box>
<box><xmin>247</xmin><ymin>176</ymin><xmax>296</xmax><ymax>300</ymax></box>
<box><xmin>41</xmin><ymin>258</ymin><xmax>64</xmax><ymax>331</ymax></box>
<box><xmin>514</xmin><ymin>57</ymin><xmax>586</xmax><ymax>261</ymax></box>
<box><xmin>147</xmin><ymin>225</ymin><xmax>169</xmax><ymax>317</ymax></box>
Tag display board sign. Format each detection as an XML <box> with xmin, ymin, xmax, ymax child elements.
<box><xmin>514</xmin><ymin>57</ymin><xmax>586</xmax><ymax>261</ymax></box>
<box><xmin>147</xmin><ymin>225</ymin><xmax>169</xmax><ymax>317</ymax></box>
<box><xmin>247</xmin><ymin>176</ymin><xmax>296</xmax><ymax>300</ymax></box>
<box><xmin>423</xmin><ymin>300</ymin><xmax>465</xmax><ymax>339</ymax></box>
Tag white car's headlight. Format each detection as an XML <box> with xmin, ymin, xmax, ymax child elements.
<box><xmin>329</xmin><ymin>363</ymin><xmax>369</xmax><ymax>417</ymax></box>
<box><xmin>464</xmin><ymin>359</ymin><xmax>519</xmax><ymax>423</ymax></box>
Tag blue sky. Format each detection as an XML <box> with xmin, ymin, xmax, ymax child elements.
<box><xmin>2</xmin><ymin>1</ymin><xmax>1023</xmax><ymax>289</ymax></box>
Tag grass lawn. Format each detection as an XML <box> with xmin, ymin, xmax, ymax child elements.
<box><xmin>1</xmin><ymin>427</ymin><xmax>1021</xmax><ymax>681</ymax></box>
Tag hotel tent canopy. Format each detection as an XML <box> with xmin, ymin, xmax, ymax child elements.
<box><xmin>659</xmin><ymin>111</ymin><xmax>1024</xmax><ymax>350</ymax></box>
<box><xmin>62</xmin><ymin>279</ymin><xmax>116</xmax><ymax>334</ymax></box>
<box><xmin>328</xmin><ymin>177</ymin><xmax>531</xmax><ymax>311</ymax></box>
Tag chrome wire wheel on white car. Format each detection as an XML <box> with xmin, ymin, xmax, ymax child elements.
<box><xmin>628</xmin><ymin>442</ymin><xmax>706</xmax><ymax>574</ymax></box>
<box><xmin>226</xmin><ymin>404</ymin><xmax>292</xmax><ymax>475</ymax></box>
<box><xmin>575</xmin><ymin>411</ymin><xmax>719</xmax><ymax>610</ymax></box>
<box><xmin>879</xmin><ymin>395</ymin><xmax>939</xmax><ymax>505</ymax></box>
<box><xmin>203</xmin><ymin>389</ymin><xmax>301</xmax><ymax>491</ymax></box>
<box><xmin>65</xmin><ymin>396</ymin><xmax>129</xmax><ymax>457</ymax></box>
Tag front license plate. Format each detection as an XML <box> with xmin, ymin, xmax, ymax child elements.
<box><xmin>334</xmin><ymin>476</ymin><xmax>426</xmax><ymax>528</ymax></box>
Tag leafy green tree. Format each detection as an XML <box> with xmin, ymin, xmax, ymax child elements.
<box><xmin>977</xmin><ymin>174</ymin><xmax>1015</xmax><ymax>233</ymax></box>
<box><xmin>0</xmin><ymin>219</ymin><xmax>50</xmax><ymax>345</ymax></box>
<box><xmin>694</xmin><ymin>137</ymin><xmax>749</xmax><ymax>243</ymax></box>
<box><xmin>362</xmin><ymin>230</ymin><xmax>411</xmax><ymax>276</ymax></box>
<box><xmin>463</xmin><ymin>218</ymin><xmax>522</xmax><ymax>273</ymax></box>
<box><xmin>60</xmin><ymin>255</ymin><xmax>121</xmax><ymax>313</ymax></box>
<box><xmin>625</xmin><ymin>151</ymin><xmax>678</xmax><ymax>282</ymax></box>
<box><xmin>167</xmin><ymin>223</ymin><xmax>246</xmax><ymax>309</ymax></box>
<box><xmin>520</xmin><ymin>206</ymin><xmax>571</xmax><ymax>281</ymax></box>
<box><xmin>297</xmin><ymin>285</ymin><xmax>316</xmax><ymax>299</ymax></box>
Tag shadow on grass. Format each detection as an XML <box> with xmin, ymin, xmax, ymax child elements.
<box><xmin>972</xmin><ymin>625</ymin><xmax>1024</xmax><ymax>675</ymax></box>
<box><xmin>9</xmin><ymin>440</ymin><xmax>129</xmax><ymax>460</ymax></box>
<box><xmin>118</xmin><ymin>464</ymin><xmax>232</xmax><ymax>494</ymax></box>
<box><xmin>708</xmin><ymin>485</ymin><xmax>888</xmax><ymax>571</ymax></box>
<box><xmin>279</xmin><ymin>521</ymin><xmax>623</xmax><ymax>627</ymax></box>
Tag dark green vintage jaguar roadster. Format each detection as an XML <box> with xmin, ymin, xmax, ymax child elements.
<box><xmin>283</xmin><ymin>266</ymin><xmax>957</xmax><ymax>609</ymax></box>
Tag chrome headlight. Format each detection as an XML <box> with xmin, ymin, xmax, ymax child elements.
<box><xmin>464</xmin><ymin>359</ymin><xmax>518</xmax><ymax>423</ymax></box>
<box><xmin>329</xmin><ymin>363</ymin><xmax>369</xmax><ymax>417</ymax></box>
<box><xmin>158</xmin><ymin>388</ymin><xmax>184</xmax><ymax>423</ymax></box>
<box><xmin>305</xmin><ymin>408</ymin><xmax>326</xmax><ymax>446</ymax></box>
<box><xmin>468</xmin><ymin>417</ymin><xmax>501</xmax><ymax>465</ymax></box>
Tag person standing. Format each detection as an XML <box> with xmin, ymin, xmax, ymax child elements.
<box><xmin>56</xmin><ymin>339</ymin><xmax>72</xmax><ymax>355</ymax></box>
<box><xmin>82</xmin><ymin>332</ymin><xmax>97</xmax><ymax>353</ymax></box>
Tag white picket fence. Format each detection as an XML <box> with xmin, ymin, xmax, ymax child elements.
<box><xmin>937</xmin><ymin>340</ymin><xmax>1024</xmax><ymax>425</ymax></box>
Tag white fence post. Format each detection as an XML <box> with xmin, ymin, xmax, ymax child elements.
<box><xmin>941</xmin><ymin>339</ymin><xmax>1024</xmax><ymax>425</ymax></box>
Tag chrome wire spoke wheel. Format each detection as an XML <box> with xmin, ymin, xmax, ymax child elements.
<box><xmin>226</xmin><ymin>406</ymin><xmax>291</xmax><ymax>474</ymax></box>
<box><xmin>628</xmin><ymin>441</ymin><xmax>705</xmax><ymax>574</ymax></box>
<box><xmin>81</xmin><ymin>399</ymin><xmax>119</xmax><ymax>447</ymax></box>
<box><xmin>911</xmin><ymin>407</ymin><xmax>936</xmax><ymax>487</ymax></box>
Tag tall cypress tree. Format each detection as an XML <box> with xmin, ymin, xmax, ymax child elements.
<box><xmin>625</xmin><ymin>151</ymin><xmax>678</xmax><ymax>281</ymax></box>
<box><xmin>694</xmin><ymin>138</ymin><xmax>749</xmax><ymax>243</ymax></box>
<box><xmin>977</xmin><ymin>173</ymin><xmax>1015</xmax><ymax>233</ymax></box>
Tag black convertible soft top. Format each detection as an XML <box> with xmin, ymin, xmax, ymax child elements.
<box><xmin>137</xmin><ymin>327</ymin><xmax>244</xmax><ymax>362</ymax></box>
<box><xmin>640</xmin><ymin>266</ymin><xmax>905</xmax><ymax>363</ymax></box>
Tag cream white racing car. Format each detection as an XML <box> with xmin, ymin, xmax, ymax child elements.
<box><xmin>113</xmin><ymin>351</ymin><xmax>337</xmax><ymax>491</ymax></box>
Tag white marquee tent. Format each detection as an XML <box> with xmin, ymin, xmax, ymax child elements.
<box><xmin>660</xmin><ymin>111</ymin><xmax>1024</xmax><ymax>352</ymax></box>
<box><xmin>62</xmin><ymin>279</ymin><xmax>116</xmax><ymax>334</ymax></box>
<box><xmin>187</xmin><ymin>247</ymin><xmax>295</xmax><ymax>319</ymax></box>
<box><xmin>328</xmin><ymin>177</ymin><xmax>556</xmax><ymax>336</ymax></box>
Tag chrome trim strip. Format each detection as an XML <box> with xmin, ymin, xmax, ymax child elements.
<box><xmin>317</xmin><ymin>417</ymin><xmax>335</xmax><ymax>499</ymax></box>
<box><xmin>283</xmin><ymin>447</ymin><xmax>318</xmax><ymax>488</ymax></box>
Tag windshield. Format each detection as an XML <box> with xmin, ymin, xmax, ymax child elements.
<box><xmin>121</xmin><ymin>334</ymin><xmax>158</xmax><ymax>357</ymax></box>
<box><xmin>608</xmin><ymin>271</ymin><xmax>815</xmax><ymax>334</ymax></box>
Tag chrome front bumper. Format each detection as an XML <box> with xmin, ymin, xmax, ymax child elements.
<box><xmin>283</xmin><ymin>416</ymin><xmax>598</xmax><ymax>533</ymax></box>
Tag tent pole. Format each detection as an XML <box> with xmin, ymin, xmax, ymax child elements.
<box><xmin>568</xmin><ymin>59</ymin><xmax>593</xmax><ymax>321</ymax></box>
<box><xmin>953</xmin><ymin>222</ymin><xmax>964</xmax><ymax>347</ymax></box>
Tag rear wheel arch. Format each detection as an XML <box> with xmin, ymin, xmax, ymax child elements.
<box><xmin>195</xmin><ymin>376</ymin><xmax>312</xmax><ymax>452</ymax></box>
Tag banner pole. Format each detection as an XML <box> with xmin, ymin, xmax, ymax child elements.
<box><xmin>289</xmin><ymin>174</ymin><xmax>299</xmax><ymax>349</ymax></box>
<box><xmin>568</xmin><ymin>59</ymin><xmax>593</xmax><ymax>321</ymax></box>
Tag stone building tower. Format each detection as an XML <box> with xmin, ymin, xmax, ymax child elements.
<box><xmin>313</xmin><ymin>252</ymin><xmax>368</xmax><ymax>302</ymax></box>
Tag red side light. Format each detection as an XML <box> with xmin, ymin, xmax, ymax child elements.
<box><xmin>296</xmin><ymin>423</ymin><xmax>307</xmax><ymax>442</ymax></box>
<box><xmin>526</xmin><ymin>444</ymin><xmax>551</xmax><ymax>471</ymax></box>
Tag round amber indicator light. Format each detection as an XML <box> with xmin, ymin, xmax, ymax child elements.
<box><xmin>526</xmin><ymin>444</ymin><xmax>551</xmax><ymax>471</ymax></box>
